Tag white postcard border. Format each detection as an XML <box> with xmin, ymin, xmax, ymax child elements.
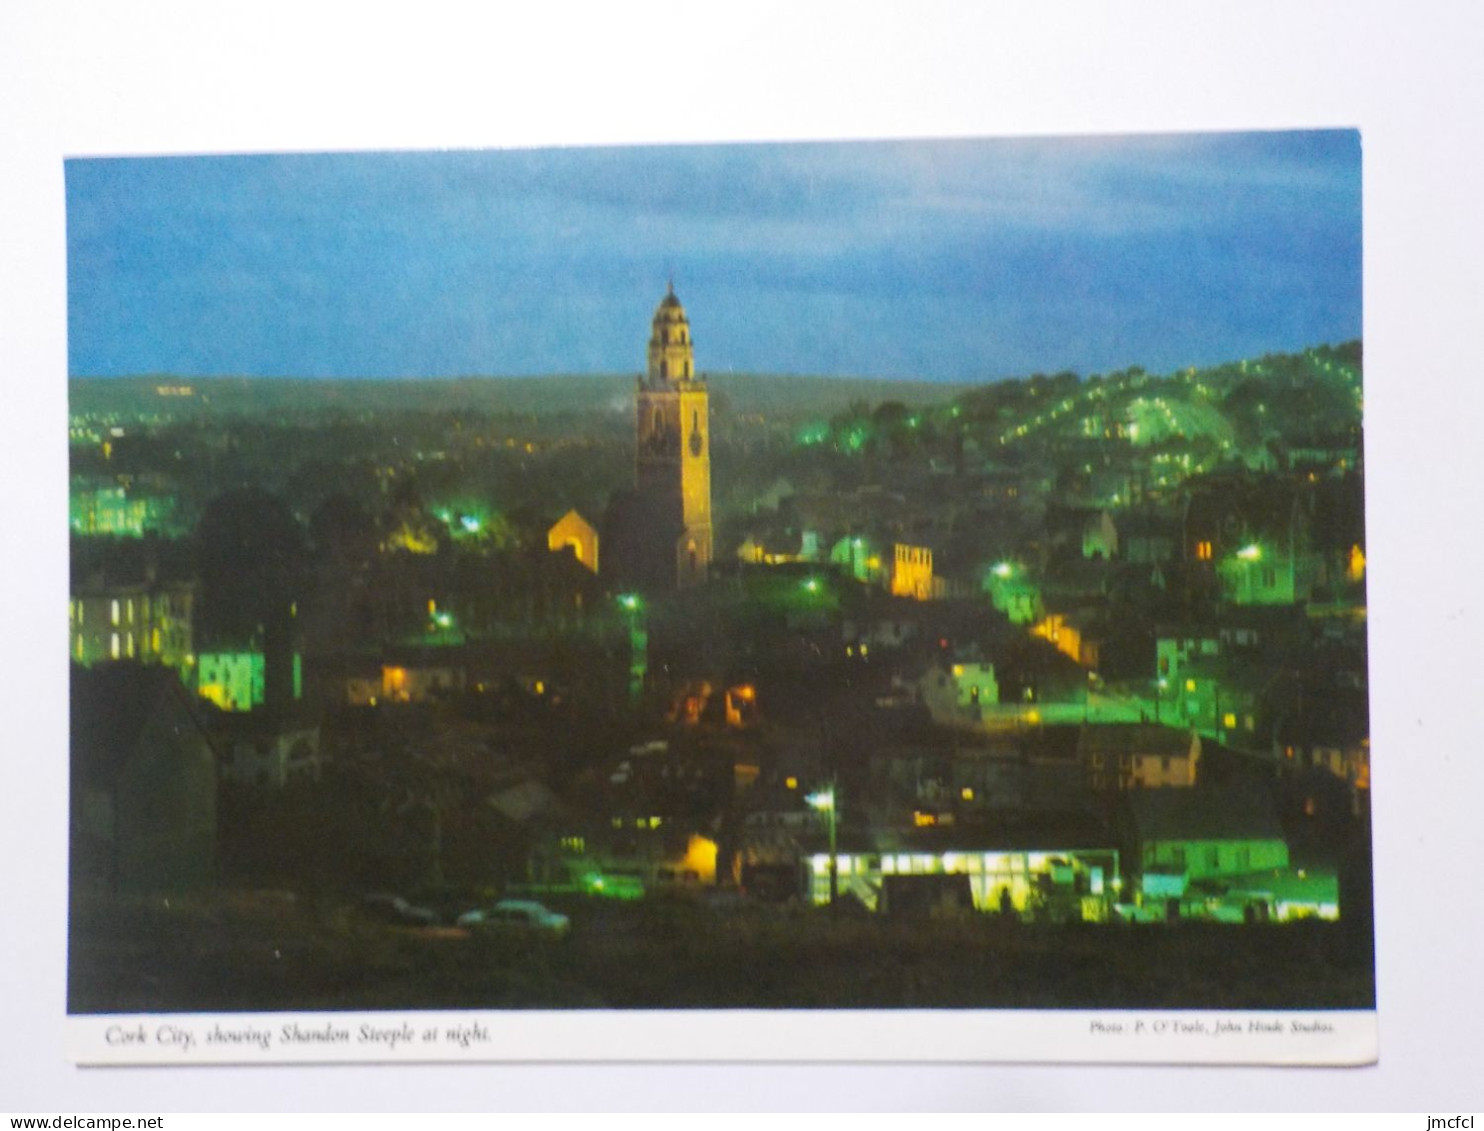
<box><xmin>68</xmin><ymin>1009</ymin><xmax>1378</xmax><ymax>1067</ymax></box>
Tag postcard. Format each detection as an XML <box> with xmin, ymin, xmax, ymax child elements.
<box><xmin>63</xmin><ymin>132</ymin><xmax>1374</xmax><ymax>1065</ymax></box>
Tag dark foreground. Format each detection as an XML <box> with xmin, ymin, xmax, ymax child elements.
<box><xmin>69</xmin><ymin>890</ymin><xmax>1375</xmax><ymax>1014</ymax></box>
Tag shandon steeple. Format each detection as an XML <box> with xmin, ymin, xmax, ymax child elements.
<box><xmin>634</xmin><ymin>284</ymin><xmax>712</xmax><ymax>588</ymax></box>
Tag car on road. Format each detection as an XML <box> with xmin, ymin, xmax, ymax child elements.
<box><xmin>456</xmin><ymin>899</ymin><xmax>570</xmax><ymax>938</ymax></box>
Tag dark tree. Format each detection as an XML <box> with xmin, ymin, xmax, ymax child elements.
<box><xmin>194</xmin><ymin>488</ymin><xmax>307</xmax><ymax>710</ymax></box>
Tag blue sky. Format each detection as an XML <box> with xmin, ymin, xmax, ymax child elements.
<box><xmin>66</xmin><ymin>131</ymin><xmax>1360</xmax><ymax>382</ymax></box>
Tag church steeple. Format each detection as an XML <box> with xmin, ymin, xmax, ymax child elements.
<box><xmin>634</xmin><ymin>285</ymin><xmax>712</xmax><ymax>588</ymax></box>
<box><xmin>647</xmin><ymin>282</ymin><xmax>696</xmax><ymax>385</ymax></box>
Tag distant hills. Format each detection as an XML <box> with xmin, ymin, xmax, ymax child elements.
<box><xmin>68</xmin><ymin>372</ymin><xmax>973</xmax><ymax>421</ymax></box>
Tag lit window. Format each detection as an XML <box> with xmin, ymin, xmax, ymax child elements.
<box><xmin>1223</xmin><ymin>712</ymin><xmax>1237</xmax><ymax>729</ymax></box>
<box><xmin>110</xmin><ymin>633</ymin><xmax>120</xmax><ymax>659</ymax></box>
<box><xmin>1185</xmin><ymin>679</ymin><xmax>1197</xmax><ymax>692</ymax></box>
<box><xmin>111</xmin><ymin>600</ymin><xmax>120</xmax><ymax>626</ymax></box>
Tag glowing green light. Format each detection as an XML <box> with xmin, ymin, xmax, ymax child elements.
<box><xmin>460</xmin><ymin>515</ymin><xmax>480</xmax><ymax>533</ymax></box>
<box><xmin>433</xmin><ymin>612</ymin><xmax>453</xmax><ymax>628</ymax></box>
<box><xmin>1237</xmin><ymin>544</ymin><xmax>1263</xmax><ymax>562</ymax></box>
<box><xmin>805</xmin><ymin>788</ymin><xmax>835</xmax><ymax>812</ymax></box>
<box><xmin>797</xmin><ymin>424</ymin><xmax>829</xmax><ymax>446</ymax></box>
<box><xmin>992</xmin><ymin>562</ymin><xmax>1014</xmax><ymax>579</ymax></box>
<box><xmin>803</xmin><ymin>578</ymin><xmax>820</xmax><ymax>594</ymax></box>
<box><xmin>617</xmin><ymin>593</ymin><xmax>642</xmax><ymax>612</ymax></box>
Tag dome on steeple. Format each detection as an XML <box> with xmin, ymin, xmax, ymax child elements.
<box><xmin>647</xmin><ymin>283</ymin><xmax>696</xmax><ymax>382</ymax></box>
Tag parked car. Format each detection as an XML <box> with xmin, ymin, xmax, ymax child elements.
<box><xmin>456</xmin><ymin>899</ymin><xmax>570</xmax><ymax>938</ymax></box>
<box><xmin>360</xmin><ymin>893</ymin><xmax>440</xmax><ymax>927</ymax></box>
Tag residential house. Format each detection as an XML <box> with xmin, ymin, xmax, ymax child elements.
<box><xmin>1081</xmin><ymin>723</ymin><xmax>1201</xmax><ymax>791</ymax></box>
<box><xmin>1129</xmin><ymin>781</ymin><xmax>1289</xmax><ymax>893</ymax></box>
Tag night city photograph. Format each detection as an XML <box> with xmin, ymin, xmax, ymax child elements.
<box><xmin>64</xmin><ymin>132</ymin><xmax>1373</xmax><ymax>1019</ymax></box>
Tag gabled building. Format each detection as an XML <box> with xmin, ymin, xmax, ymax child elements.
<box><xmin>71</xmin><ymin>663</ymin><xmax>217</xmax><ymax>892</ymax></box>
<box><xmin>547</xmin><ymin>509</ymin><xmax>599</xmax><ymax>574</ymax></box>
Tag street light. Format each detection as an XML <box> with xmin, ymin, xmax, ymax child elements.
<box><xmin>617</xmin><ymin>594</ymin><xmax>645</xmax><ymax>701</ymax></box>
<box><xmin>805</xmin><ymin>782</ymin><xmax>838</xmax><ymax>910</ymax></box>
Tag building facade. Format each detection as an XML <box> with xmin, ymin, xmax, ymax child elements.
<box><xmin>70</xmin><ymin>580</ymin><xmax>194</xmax><ymax>675</ymax></box>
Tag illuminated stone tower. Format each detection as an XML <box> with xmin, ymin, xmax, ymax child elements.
<box><xmin>636</xmin><ymin>284</ymin><xmax>712</xmax><ymax>588</ymax></box>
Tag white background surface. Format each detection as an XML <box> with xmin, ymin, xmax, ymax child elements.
<box><xmin>2</xmin><ymin>0</ymin><xmax>1481</xmax><ymax>1112</ymax></box>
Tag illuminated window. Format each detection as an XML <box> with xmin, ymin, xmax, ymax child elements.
<box><xmin>110</xmin><ymin>600</ymin><xmax>120</xmax><ymax>626</ymax></box>
<box><xmin>110</xmin><ymin>633</ymin><xmax>120</xmax><ymax>659</ymax></box>
<box><xmin>1195</xmin><ymin>541</ymin><xmax>1213</xmax><ymax>561</ymax></box>
<box><xmin>1185</xmin><ymin>679</ymin><xmax>1197</xmax><ymax>692</ymax></box>
<box><xmin>1223</xmin><ymin>712</ymin><xmax>1237</xmax><ymax>729</ymax></box>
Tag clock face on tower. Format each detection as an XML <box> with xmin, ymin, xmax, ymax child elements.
<box><xmin>689</xmin><ymin>429</ymin><xmax>703</xmax><ymax>457</ymax></box>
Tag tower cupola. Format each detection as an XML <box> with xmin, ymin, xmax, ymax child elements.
<box><xmin>647</xmin><ymin>282</ymin><xmax>696</xmax><ymax>384</ymax></box>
